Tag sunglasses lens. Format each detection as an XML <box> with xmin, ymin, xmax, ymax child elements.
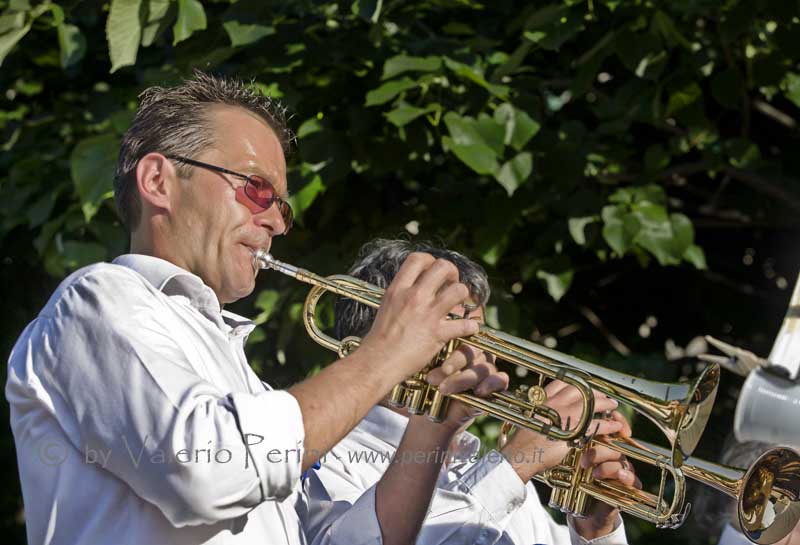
<box><xmin>245</xmin><ymin>176</ymin><xmax>276</xmax><ymax>207</ymax></box>
<box><xmin>246</xmin><ymin>176</ymin><xmax>293</xmax><ymax>234</ymax></box>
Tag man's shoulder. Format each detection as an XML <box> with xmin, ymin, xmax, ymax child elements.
<box><xmin>42</xmin><ymin>261</ymin><xmax>156</xmax><ymax>317</ymax></box>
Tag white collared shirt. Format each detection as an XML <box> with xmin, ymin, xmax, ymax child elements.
<box><xmin>301</xmin><ymin>405</ymin><xmax>628</xmax><ymax>545</ymax></box>
<box><xmin>6</xmin><ymin>254</ymin><xmax>307</xmax><ymax>545</ymax></box>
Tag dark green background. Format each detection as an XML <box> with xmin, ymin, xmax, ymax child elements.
<box><xmin>2</xmin><ymin>0</ymin><xmax>800</xmax><ymax>543</ymax></box>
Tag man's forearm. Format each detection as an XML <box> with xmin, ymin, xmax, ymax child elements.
<box><xmin>288</xmin><ymin>344</ymin><xmax>410</xmax><ymax>471</ymax></box>
<box><xmin>375</xmin><ymin>416</ymin><xmax>458</xmax><ymax>545</ymax></box>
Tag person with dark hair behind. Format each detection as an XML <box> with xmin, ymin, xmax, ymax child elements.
<box><xmin>302</xmin><ymin>239</ymin><xmax>637</xmax><ymax>545</ymax></box>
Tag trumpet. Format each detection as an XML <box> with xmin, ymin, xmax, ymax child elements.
<box><xmin>255</xmin><ymin>251</ymin><xmax>718</xmax><ymax>462</ymax></box>
<box><xmin>532</xmin><ymin>432</ymin><xmax>800</xmax><ymax>544</ymax></box>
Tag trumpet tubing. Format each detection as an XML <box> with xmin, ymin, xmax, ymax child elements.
<box><xmin>256</xmin><ymin>251</ymin><xmax>720</xmax><ymax>461</ymax></box>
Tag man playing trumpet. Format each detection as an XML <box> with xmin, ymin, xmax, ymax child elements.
<box><xmin>5</xmin><ymin>73</ymin><xmax>504</xmax><ymax>545</ymax></box>
<box><xmin>301</xmin><ymin>239</ymin><xmax>639</xmax><ymax>545</ymax></box>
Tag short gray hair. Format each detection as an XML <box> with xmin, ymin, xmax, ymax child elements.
<box><xmin>334</xmin><ymin>239</ymin><xmax>490</xmax><ymax>340</ymax></box>
<box><xmin>113</xmin><ymin>70</ymin><xmax>295</xmax><ymax>231</ymax></box>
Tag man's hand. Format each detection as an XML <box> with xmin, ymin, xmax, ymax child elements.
<box><xmin>570</xmin><ymin>416</ymin><xmax>640</xmax><ymax>540</ymax></box>
<box><xmin>425</xmin><ymin>345</ymin><xmax>509</xmax><ymax>432</ymax></box>
<box><xmin>358</xmin><ymin>253</ymin><xmax>479</xmax><ymax>380</ymax></box>
<box><xmin>498</xmin><ymin>380</ymin><xmax>623</xmax><ymax>482</ymax></box>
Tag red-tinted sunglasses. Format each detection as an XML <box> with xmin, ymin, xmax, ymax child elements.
<box><xmin>166</xmin><ymin>155</ymin><xmax>293</xmax><ymax>235</ymax></box>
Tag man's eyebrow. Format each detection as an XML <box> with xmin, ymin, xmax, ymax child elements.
<box><xmin>242</xmin><ymin>164</ymin><xmax>290</xmax><ymax>199</ymax></box>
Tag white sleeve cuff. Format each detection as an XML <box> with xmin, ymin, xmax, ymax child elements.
<box><xmin>229</xmin><ymin>390</ymin><xmax>305</xmax><ymax>501</ymax></box>
<box><xmin>451</xmin><ymin>450</ymin><xmax>528</xmax><ymax>525</ymax></box>
<box><xmin>568</xmin><ymin>514</ymin><xmax>628</xmax><ymax>545</ymax></box>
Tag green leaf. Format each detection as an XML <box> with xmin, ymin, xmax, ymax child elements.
<box><xmin>0</xmin><ymin>11</ymin><xmax>25</xmax><ymax>34</ymax></box>
<box><xmin>57</xmin><ymin>23</ymin><xmax>86</xmax><ymax>68</ymax></box>
<box><xmin>354</xmin><ymin>0</ymin><xmax>383</xmax><ymax>23</ymax></box>
<box><xmin>365</xmin><ymin>77</ymin><xmax>417</xmax><ymax>106</ymax></box>
<box><xmin>386</xmin><ymin>103</ymin><xmax>438</xmax><ymax>127</ymax></box>
<box><xmin>173</xmin><ymin>0</ymin><xmax>206</xmax><ymax>45</ymax></box>
<box><xmin>223</xmin><ymin>20</ymin><xmax>275</xmax><ymax>47</ymax></box>
<box><xmin>665</xmin><ymin>83</ymin><xmax>701</xmax><ymax>116</ymax></box>
<box><xmin>107</xmin><ymin>0</ymin><xmax>142</xmax><ymax>73</ymax></box>
<box><xmin>61</xmin><ymin>241</ymin><xmax>108</xmax><ymax>271</ymax></box>
<box><xmin>632</xmin><ymin>202</ymin><xmax>678</xmax><ymax>265</ymax></box>
<box><xmin>784</xmin><ymin>73</ymin><xmax>800</xmax><ymax>109</ymax></box>
<box><xmin>287</xmin><ymin>175</ymin><xmax>325</xmax><ymax>224</ymax></box>
<box><xmin>0</xmin><ymin>16</ymin><xmax>32</xmax><ymax>66</ymax></box>
<box><xmin>141</xmin><ymin>0</ymin><xmax>172</xmax><ymax>47</ymax></box>
<box><xmin>568</xmin><ymin>216</ymin><xmax>598</xmax><ymax>246</ymax></box>
<box><xmin>536</xmin><ymin>268</ymin><xmax>574</xmax><ymax>302</ymax></box>
<box><xmin>684</xmin><ymin>244</ymin><xmax>707</xmax><ymax>269</ymax></box>
<box><xmin>650</xmin><ymin>10</ymin><xmax>692</xmax><ymax>49</ymax></box>
<box><xmin>382</xmin><ymin>55</ymin><xmax>441</xmax><ymax>80</ymax></box>
<box><xmin>27</xmin><ymin>190</ymin><xmax>60</xmax><ymax>228</ymax></box>
<box><xmin>495</xmin><ymin>152</ymin><xmax>532</xmax><ymax>196</ymax></box>
<box><xmin>297</xmin><ymin>118</ymin><xmax>322</xmax><ymax>139</ymax></box>
<box><xmin>70</xmin><ymin>133</ymin><xmax>119</xmax><ymax>222</ymax></box>
<box><xmin>442</xmin><ymin>111</ymin><xmax>501</xmax><ymax>175</ymax></box>
<box><xmin>493</xmin><ymin>103</ymin><xmax>541</xmax><ymax>151</ymax></box>
<box><xmin>444</xmin><ymin>111</ymin><xmax>503</xmax><ymax>154</ymax></box>
<box><xmin>444</xmin><ymin>57</ymin><xmax>509</xmax><ymax>99</ymax></box>
<box><xmin>474</xmin><ymin>113</ymin><xmax>505</xmax><ymax>156</ymax></box>
<box><xmin>670</xmin><ymin>213</ymin><xmax>694</xmax><ymax>254</ymax></box>
<box><xmin>726</xmin><ymin>138</ymin><xmax>760</xmax><ymax>168</ymax></box>
<box><xmin>443</xmin><ymin>136</ymin><xmax>499</xmax><ymax>176</ymax></box>
<box><xmin>253</xmin><ymin>289</ymin><xmax>281</xmax><ymax>325</ymax></box>
<box><xmin>601</xmin><ymin>205</ymin><xmax>640</xmax><ymax>255</ymax></box>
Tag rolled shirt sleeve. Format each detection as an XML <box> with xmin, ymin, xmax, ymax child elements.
<box><xmin>304</xmin><ymin>446</ymin><xmax>528</xmax><ymax>545</ymax></box>
<box><xmin>7</xmin><ymin>265</ymin><xmax>305</xmax><ymax>526</ymax></box>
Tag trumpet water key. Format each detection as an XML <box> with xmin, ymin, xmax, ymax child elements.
<box><xmin>255</xmin><ymin>251</ymin><xmax>719</xmax><ymax>460</ymax></box>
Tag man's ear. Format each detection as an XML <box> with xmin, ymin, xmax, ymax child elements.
<box><xmin>136</xmin><ymin>153</ymin><xmax>177</xmax><ymax>212</ymax></box>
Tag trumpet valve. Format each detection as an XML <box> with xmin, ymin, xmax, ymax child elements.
<box><xmin>388</xmin><ymin>384</ymin><xmax>407</xmax><ymax>408</ymax></box>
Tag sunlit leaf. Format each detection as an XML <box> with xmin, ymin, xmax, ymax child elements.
<box><xmin>107</xmin><ymin>0</ymin><xmax>142</xmax><ymax>73</ymax></box>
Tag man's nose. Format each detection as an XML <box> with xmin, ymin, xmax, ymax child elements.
<box><xmin>252</xmin><ymin>202</ymin><xmax>287</xmax><ymax>235</ymax></box>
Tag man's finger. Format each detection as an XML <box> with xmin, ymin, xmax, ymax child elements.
<box><xmin>441</xmin><ymin>345</ymin><xmax>483</xmax><ymax>375</ymax></box>
<box><xmin>608</xmin><ymin>410</ymin><xmax>633</xmax><ymax>438</ymax></box>
<box><xmin>592</xmin><ymin>395</ymin><xmax>619</xmax><ymax>415</ymax></box>
<box><xmin>438</xmin><ymin>314</ymin><xmax>480</xmax><ymax>341</ymax></box>
<box><xmin>389</xmin><ymin>252</ymin><xmax>435</xmax><ymax>290</ymax></box>
<box><xmin>427</xmin><ymin>347</ymin><xmax>487</xmax><ymax>386</ymax></box>
<box><xmin>475</xmin><ymin>371</ymin><xmax>509</xmax><ymax>397</ymax></box>
<box><xmin>437</xmin><ymin>361</ymin><xmax>494</xmax><ymax>395</ymax></box>
<box><xmin>592</xmin><ymin>460</ymin><xmax>638</xmax><ymax>487</ymax></box>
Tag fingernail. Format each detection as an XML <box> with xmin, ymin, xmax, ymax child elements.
<box><xmin>619</xmin><ymin>469</ymin><xmax>630</xmax><ymax>480</ymax></box>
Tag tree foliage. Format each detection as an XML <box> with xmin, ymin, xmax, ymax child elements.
<box><xmin>2</xmin><ymin>1</ymin><xmax>800</xmax><ymax>543</ymax></box>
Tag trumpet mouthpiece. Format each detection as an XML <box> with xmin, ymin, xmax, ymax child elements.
<box><xmin>253</xmin><ymin>250</ymin><xmax>300</xmax><ymax>278</ymax></box>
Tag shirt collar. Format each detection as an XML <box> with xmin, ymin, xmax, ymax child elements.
<box><xmin>357</xmin><ymin>405</ymin><xmax>481</xmax><ymax>459</ymax></box>
<box><xmin>112</xmin><ymin>254</ymin><xmax>253</xmax><ymax>333</ymax></box>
